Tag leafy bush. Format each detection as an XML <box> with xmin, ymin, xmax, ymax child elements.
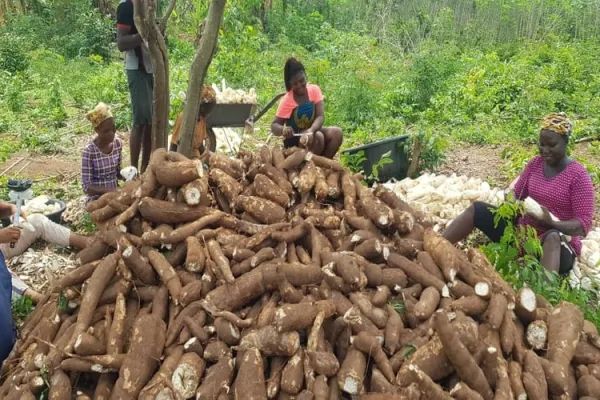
<box><xmin>482</xmin><ymin>199</ymin><xmax>600</xmax><ymax>327</ymax></box>
<box><xmin>0</xmin><ymin>34</ymin><xmax>30</xmax><ymax>73</ymax></box>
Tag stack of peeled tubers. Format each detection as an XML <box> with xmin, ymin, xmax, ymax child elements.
<box><xmin>3</xmin><ymin>145</ymin><xmax>600</xmax><ymax>400</ymax></box>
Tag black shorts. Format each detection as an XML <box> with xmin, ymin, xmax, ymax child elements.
<box><xmin>473</xmin><ymin>201</ymin><xmax>576</xmax><ymax>275</ymax></box>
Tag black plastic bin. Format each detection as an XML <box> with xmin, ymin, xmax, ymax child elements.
<box><xmin>342</xmin><ymin>135</ymin><xmax>410</xmax><ymax>183</ymax></box>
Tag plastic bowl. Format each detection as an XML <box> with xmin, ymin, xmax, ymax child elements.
<box><xmin>1</xmin><ymin>198</ymin><xmax>67</xmax><ymax>227</ymax></box>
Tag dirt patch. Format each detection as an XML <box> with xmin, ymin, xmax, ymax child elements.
<box><xmin>0</xmin><ymin>130</ymin><xmax>131</xmax><ymax>181</ymax></box>
<box><xmin>437</xmin><ymin>145</ymin><xmax>509</xmax><ymax>187</ymax></box>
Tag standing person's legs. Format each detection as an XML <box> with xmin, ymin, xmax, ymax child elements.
<box><xmin>127</xmin><ymin>70</ymin><xmax>154</xmax><ymax>172</ymax></box>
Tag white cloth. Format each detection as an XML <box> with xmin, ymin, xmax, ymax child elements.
<box><xmin>0</xmin><ymin>214</ymin><xmax>71</xmax><ymax>297</ymax></box>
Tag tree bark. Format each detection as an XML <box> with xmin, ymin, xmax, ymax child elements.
<box><xmin>178</xmin><ymin>0</ymin><xmax>226</xmax><ymax>158</ymax></box>
<box><xmin>134</xmin><ymin>0</ymin><xmax>175</xmax><ymax>152</ymax></box>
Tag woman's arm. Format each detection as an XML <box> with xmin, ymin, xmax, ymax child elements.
<box><xmin>271</xmin><ymin>116</ymin><xmax>287</xmax><ymax>137</ymax></box>
<box><xmin>547</xmin><ymin>219</ymin><xmax>586</xmax><ymax>237</ymax></box>
<box><xmin>306</xmin><ymin>101</ymin><xmax>324</xmax><ymax>133</ymax></box>
<box><xmin>0</xmin><ymin>201</ymin><xmax>14</xmax><ymax>219</ymax></box>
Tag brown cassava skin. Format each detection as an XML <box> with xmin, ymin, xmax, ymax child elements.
<box><xmin>451</xmin><ymin>295</ymin><xmax>489</xmax><ymax>317</ymax></box>
<box><xmin>274</xmin><ymin>301</ymin><xmax>337</xmax><ymax>333</ymax></box>
<box><xmin>237</xmin><ymin>325</ymin><xmax>300</xmax><ymax>356</ymax></box>
<box><xmin>416</xmin><ymin>251</ymin><xmax>444</xmax><ymax>281</ymax></box>
<box><xmin>138</xmin><ymin>346</ymin><xmax>184</xmax><ymax>399</ymax></box>
<box><xmin>94</xmin><ymin>373</ymin><xmax>115</xmax><ymax>400</ymax></box>
<box><xmin>184</xmin><ymin>236</ymin><xmax>205</xmax><ymax>273</ymax></box>
<box><xmin>358</xmin><ymin>195</ymin><xmax>394</xmax><ymax>229</ymax></box>
<box><xmin>524</xmin><ymin>350</ymin><xmax>548</xmax><ymax>400</ymax></box>
<box><xmin>68</xmin><ymin>252</ymin><xmax>120</xmax><ymax>352</ymax></box>
<box><xmin>121</xmin><ymin>243</ymin><xmax>156</xmax><ymax>285</ymax></box>
<box><xmin>297</xmin><ymin>160</ymin><xmax>317</xmax><ymax>193</ymax></box>
<box><xmin>396</xmin><ymin>317</ymin><xmax>475</xmax><ymax>384</ymax></box>
<box><xmin>575</xmin><ymin>339</ymin><xmax>600</xmax><ymax>364</ymax></box>
<box><xmin>154</xmin><ymin>159</ymin><xmax>203</xmax><ymax>186</ymax></box>
<box><xmin>387</xmin><ymin>253</ymin><xmax>446</xmax><ymax>293</ymax></box>
<box><xmin>434</xmin><ymin>313</ymin><xmax>493</xmax><ymax>400</ymax></box>
<box><xmin>450</xmin><ymin>382</ymin><xmax>484</xmax><ymax>400</ymax></box>
<box><xmin>279</xmin><ymin>148</ymin><xmax>307</xmax><ymax>170</ymax></box>
<box><xmin>384</xmin><ymin>304</ymin><xmax>403</xmax><ymax>354</ymax></box>
<box><xmin>485</xmin><ymin>293</ymin><xmax>507</xmax><ymax>330</ymax></box>
<box><xmin>407</xmin><ymin>365</ymin><xmax>453</xmax><ymax>400</ymax></box>
<box><xmin>147</xmin><ymin>250</ymin><xmax>183</xmax><ymax>302</ymax></box>
<box><xmin>370</xmin><ymin>367</ymin><xmax>397</xmax><ymax>394</ymax></box>
<box><xmin>578</xmin><ymin>374</ymin><xmax>600</xmax><ymax>398</ymax></box>
<box><xmin>233</xmin><ymin>348</ymin><xmax>267</xmax><ymax>400</ymax></box>
<box><xmin>280</xmin><ymin>348</ymin><xmax>305</xmax><ymax>395</ymax></box>
<box><xmin>371</xmin><ymin>285</ymin><xmax>391</xmax><ymax>307</ymax></box>
<box><xmin>548</xmin><ymin>302</ymin><xmax>585</xmax><ymax>364</ymax></box>
<box><xmin>171</xmin><ymin>352</ymin><xmax>206</xmax><ymax>399</ymax></box>
<box><xmin>352</xmin><ymin>332</ymin><xmax>395</xmax><ymax>383</ymax></box>
<box><xmin>110</xmin><ymin>314</ymin><xmax>166</xmax><ymax>399</ymax></box>
<box><xmin>138</xmin><ymin>197</ymin><xmax>214</xmax><ymax>224</ymax></box>
<box><xmin>213</xmin><ymin>317</ymin><xmax>240</xmax><ymax>346</ymax></box>
<box><xmin>236</xmin><ymin>195</ymin><xmax>287</xmax><ymax>224</ymax></box>
<box><xmin>508</xmin><ymin>361</ymin><xmax>526</xmax><ymax>400</ymax></box>
<box><xmin>77</xmin><ymin>242</ymin><xmax>109</xmax><ymax>266</ymax></box>
<box><xmin>49</xmin><ymin>370</ymin><xmax>72</xmax><ymax>399</ymax></box>
<box><xmin>207</xmin><ymin>240</ymin><xmax>235</xmax><ymax>283</ymax></box>
<box><xmin>258</xmin><ymin>163</ymin><xmax>294</xmax><ymax>195</ymax></box>
<box><xmin>337</xmin><ymin>346</ymin><xmax>367</xmax><ymax>395</ymax></box>
<box><xmin>74</xmin><ymin>332</ymin><xmax>105</xmax><ymax>356</ymax></box>
<box><xmin>195</xmin><ymin>357</ymin><xmax>235</xmax><ymax>400</ymax></box>
<box><xmin>254</xmin><ymin>173</ymin><xmax>291</xmax><ymax>207</ymax></box>
<box><xmin>413</xmin><ymin>286</ymin><xmax>440</xmax><ymax>321</ymax></box>
<box><xmin>166</xmin><ymin>301</ymin><xmax>205</xmax><ymax>347</ymax></box>
<box><xmin>209</xmin><ymin>152</ymin><xmax>245</xmax><ymax>179</ymax></box>
<box><xmin>106</xmin><ymin>293</ymin><xmax>126</xmax><ymax>355</ymax></box>
<box><xmin>209</xmin><ymin>168</ymin><xmax>243</xmax><ymax>207</ymax></box>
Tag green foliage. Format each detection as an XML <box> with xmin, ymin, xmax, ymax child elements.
<box><xmin>340</xmin><ymin>150</ymin><xmax>366</xmax><ymax>175</ymax></box>
<box><xmin>403</xmin><ymin>130</ymin><xmax>448</xmax><ymax>176</ymax></box>
<box><xmin>371</xmin><ymin>150</ymin><xmax>393</xmax><ymax>181</ymax></box>
<box><xmin>482</xmin><ymin>199</ymin><xmax>600</xmax><ymax>327</ymax></box>
<box><xmin>0</xmin><ymin>34</ymin><xmax>30</xmax><ymax>73</ymax></box>
<box><xmin>11</xmin><ymin>295</ymin><xmax>34</xmax><ymax>324</ymax></box>
<box><xmin>2</xmin><ymin>1</ymin><xmax>114</xmax><ymax>59</ymax></box>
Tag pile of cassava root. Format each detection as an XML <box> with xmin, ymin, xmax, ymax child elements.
<box><xmin>3</xmin><ymin>145</ymin><xmax>600</xmax><ymax>400</ymax></box>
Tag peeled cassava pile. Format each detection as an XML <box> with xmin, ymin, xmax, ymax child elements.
<box><xmin>384</xmin><ymin>173</ymin><xmax>505</xmax><ymax>230</ymax></box>
<box><xmin>3</xmin><ymin>145</ymin><xmax>599</xmax><ymax>399</ymax></box>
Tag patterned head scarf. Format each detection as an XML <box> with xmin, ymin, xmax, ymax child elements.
<box><xmin>201</xmin><ymin>84</ymin><xmax>216</xmax><ymax>104</ymax></box>
<box><xmin>540</xmin><ymin>112</ymin><xmax>573</xmax><ymax>137</ymax></box>
<box><xmin>86</xmin><ymin>103</ymin><xmax>113</xmax><ymax>129</ymax></box>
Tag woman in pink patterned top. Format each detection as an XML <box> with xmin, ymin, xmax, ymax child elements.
<box><xmin>81</xmin><ymin>103</ymin><xmax>123</xmax><ymax>203</ymax></box>
<box><xmin>444</xmin><ymin>113</ymin><xmax>595</xmax><ymax>274</ymax></box>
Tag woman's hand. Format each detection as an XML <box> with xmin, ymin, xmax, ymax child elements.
<box><xmin>0</xmin><ymin>227</ymin><xmax>21</xmax><ymax>244</ymax></box>
<box><xmin>528</xmin><ymin>205</ymin><xmax>555</xmax><ymax>229</ymax></box>
<box><xmin>282</xmin><ymin>126</ymin><xmax>294</xmax><ymax>139</ymax></box>
<box><xmin>300</xmin><ymin>130</ymin><xmax>314</xmax><ymax>147</ymax></box>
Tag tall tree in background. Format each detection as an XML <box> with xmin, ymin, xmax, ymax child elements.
<box><xmin>134</xmin><ymin>0</ymin><xmax>176</xmax><ymax>151</ymax></box>
<box><xmin>178</xmin><ymin>0</ymin><xmax>226</xmax><ymax>157</ymax></box>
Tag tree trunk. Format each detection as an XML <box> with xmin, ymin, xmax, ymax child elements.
<box><xmin>178</xmin><ymin>0</ymin><xmax>226</xmax><ymax>158</ymax></box>
<box><xmin>134</xmin><ymin>0</ymin><xmax>176</xmax><ymax>152</ymax></box>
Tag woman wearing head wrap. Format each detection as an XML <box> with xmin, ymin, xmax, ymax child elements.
<box><xmin>271</xmin><ymin>57</ymin><xmax>343</xmax><ymax>158</ymax></box>
<box><xmin>81</xmin><ymin>103</ymin><xmax>123</xmax><ymax>203</ymax></box>
<box><xmin>170</xmin><ymin>84</ymin><xmax>216</xmax><ymax>156</ymax></box>
<box><xmin>444</xmin><ymin>113</ymin><xmax>594</xmax><ymax>275</ymax></box>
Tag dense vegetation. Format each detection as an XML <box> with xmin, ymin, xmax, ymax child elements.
<box><xmin>2</xmin><ymin>0</ymin><xmax>600</xmax><ymax>161</ymax></box>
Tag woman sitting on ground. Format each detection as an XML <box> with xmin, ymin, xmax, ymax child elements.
<box><xmin>271</xmin><ymin>57</ymin><xmax>343</xmax><ymax>158</ymax></box>
<box><xmin>170</xmin><ymin>85</ymin><xmax>217</xmax><ymax>156</ymax></box>
<box><xmin>0</xmin><ymin>201</ymin><xmax>88</xmax><ymax>363</ymax></box>
<box><xmin>81</xmin><ymin>103</ymin><xmax>123</xmax><ymax>203</ymax></box>
<box><xmin>0</xmin><ymin>203</ymin><xmax>88</xmax><ymax>303</ymax></box>
<box><xmin>443</xmin><ymin>113</ymin><xmax>594</xmax><ymax>275</ymax></box>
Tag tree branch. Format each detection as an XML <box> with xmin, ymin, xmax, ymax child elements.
<box><xmin>178</xmin><ymin>0</ymin><xmax>227</xmax><ymax>157</ymax></box>
<box><xmin>160</xmin><ymin>0</ymin><xmax>177</xmax><ymax>33</ymax></box>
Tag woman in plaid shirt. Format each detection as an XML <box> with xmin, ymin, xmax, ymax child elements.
<box><xmin>81</xmin><ymin>103</ymin><xmax>123</xmax><ymax>203</ymax></box>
